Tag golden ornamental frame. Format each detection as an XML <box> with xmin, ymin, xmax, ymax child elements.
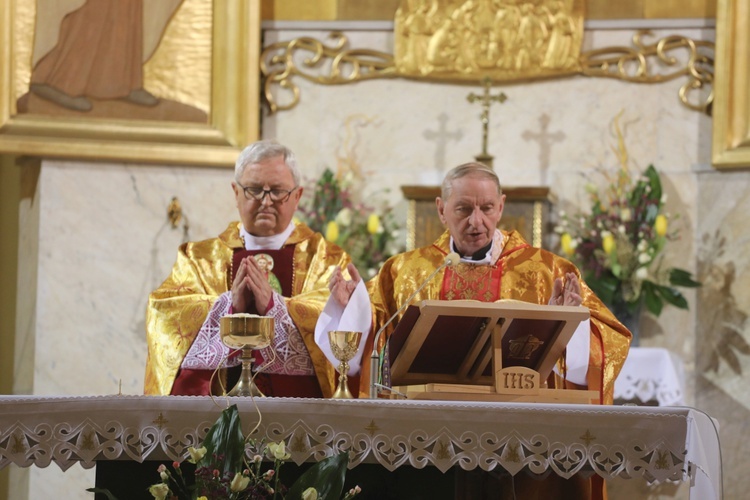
<box><xmin>0</xmin><ymin>0</ymin><xmax>259</xmax><ymax>167</ymax></box>
<box><xmin>712</xmin><ymin>0</ymin><xmax>750</xmax><ymax>170</ymax></box>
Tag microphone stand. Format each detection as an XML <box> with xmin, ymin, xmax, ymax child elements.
<box><xmin>369</xmin><ymin>253</ymin><xmax>459</xmax><ymax>399</ymax></box>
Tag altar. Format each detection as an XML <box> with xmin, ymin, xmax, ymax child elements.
<box><xmin>0</xmin><ymin>395</ymin><xmax>722</xmax><ymax>499</ymax></box>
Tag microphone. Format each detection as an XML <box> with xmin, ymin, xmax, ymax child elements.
<box><xmin>369</xmin><ymin>251</ymin><xmax>460</xmax><ymax>398</ymax></box>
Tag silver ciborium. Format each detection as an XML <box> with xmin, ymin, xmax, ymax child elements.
<box><xmin>220</xmin><ymin>314</ymin><xmax>275</xmax><ymax>397</ymax></box>
<box><xmin>328</xmin><ymin>330</ymin><xmax>362</xmax><ymax>399</ymax></box>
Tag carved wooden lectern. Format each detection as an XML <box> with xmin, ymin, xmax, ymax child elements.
<box><xmin>388</xmin><ymin>299</ymin><xmax>598</xmax><ymax>404</ymax></box>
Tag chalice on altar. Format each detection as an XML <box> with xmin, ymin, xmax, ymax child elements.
<box><xmin>220</xmin><ymin>314</ymin><xmax>275</xmax><ymax>397</ymax></box>
<box><xmin>328</xmin><ymin>330</ymin><xmax>362</xmax><ymax>399</ymax></box>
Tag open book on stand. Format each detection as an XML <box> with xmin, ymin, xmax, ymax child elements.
<box><xmin>386</xmin><ymin>299</ymin><xmax>598</xmax><ymax>404</ymax></box>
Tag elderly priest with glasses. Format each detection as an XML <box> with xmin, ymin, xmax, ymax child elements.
<box><xmin>317</xmin><ymin>161</ymin><xmax>632</xmax><ymax>499</ymax></box>
<box><xmin>144</xmin><ymin>140</ymin><xmax>357</xmax><ymax>398</ymax></box>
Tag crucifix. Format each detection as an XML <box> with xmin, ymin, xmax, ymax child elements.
<box><xmin>466</xmin><ymin>76</ymin><xmax>507</xmax><ymax>169</ymax></box>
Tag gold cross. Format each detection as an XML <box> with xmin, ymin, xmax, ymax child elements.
<box><xmin>579</xmin><ymin>429</ymin><xmax>596</xmax><ymax>446</ymax></box>
<box><xmin>365</xmin><ymin>419</ymin><xmax>380</xmax><ymax>436</ymax></box>
<box><xmin>152</xmin><ymin>412</ymin><xmax>169</xmax><ymax>429</ymax></box>
<box><xmin>466</xmin><ymin>77</ymin><xmax>508</xmax><ymax>161</ymax></box>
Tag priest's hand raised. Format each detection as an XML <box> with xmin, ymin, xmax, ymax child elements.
<box><xmin>548</xmin><ymin>272</ymin><xmax>582</xmax><ymax>307</ymax></box>
<box><xmin>329</xmin><ymin>263</ymin><xmax>362</xmax><ymax>307</ymax></box>
<box><xmin>232</xmin><ymin>256</ymin><xmax>274</xmax><ymax>314</ymax></box>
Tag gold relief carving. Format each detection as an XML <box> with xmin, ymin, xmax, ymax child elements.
<box><xmin>580</xmin><ymin>30</ymin><xmax>714</xmax><ymax>114</ymax></box>
<box><xmin>260</xmin><ymin>1</ymin><xmax>713</xmax><ymax>115</ymax></box>
<box><xmin>260</xmin><ymin>33</ymin><xmax>396</xmax><ymax>112</ymax></box>
<box><xmin>394</xmin><ymin>0</ymin><xmax>583</xmax><ymax>79</ymax></box>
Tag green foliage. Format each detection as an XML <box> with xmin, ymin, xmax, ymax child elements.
<box><xmin>298</xmin><ymin>168</ymin><xmax>404</xmax><ymax>278</ymax></box>
<box><xmin>559</xmin><ymin>163</ymin><xmax>700</xmax><ymax>317</ymax></box>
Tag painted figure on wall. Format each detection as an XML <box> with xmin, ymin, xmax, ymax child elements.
<box><xmin>18</xmin><ymin>0</ymin><xmax>206</xmax><ymax>122</ymax></box>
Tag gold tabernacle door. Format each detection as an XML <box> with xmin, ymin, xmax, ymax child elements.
<box><xmin>389</xmin><ymin>300</ymin><xmax>598</xmax><ymax>404</ymax></box>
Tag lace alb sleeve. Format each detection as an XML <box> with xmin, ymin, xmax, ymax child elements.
<box><xmin>257</xmin><ymin>292</ymin><xmax>314</xmax><ymax>375</ymax></box>
<box><xmin>181</xmin><ymin>292</ymin><xmax>240</xmax><ymax>369</ymax></box>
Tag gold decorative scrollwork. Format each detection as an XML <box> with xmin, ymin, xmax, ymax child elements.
<box><xmin>260</xmin><ymin>33</ymin><xmax>396</xmax><ymax>113</ymax></box>
<box><xmin>260</xmin><ymin>26</ymin><xmax>714</xmax><ymax>114</ymax></box>
<box><xmin>580</xmin><ymin>30</ymin><xmax>714</xmax><ymax>114</ymax></box>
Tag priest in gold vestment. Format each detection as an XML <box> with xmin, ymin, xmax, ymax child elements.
<box><xmin>145</xmin><ymin>140</ymin><xmax>360</xmax><ymax>398</ymax></box>
<box><xmin>319</xmin><ymin>162</ymin><xmax>631</xmax><ymax>499</ymax></box>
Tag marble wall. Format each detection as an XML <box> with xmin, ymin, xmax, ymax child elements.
<box><xmin>13</xmin><ymin>21</ymin><xmax>749</xmax><ymax>500</ymax></box>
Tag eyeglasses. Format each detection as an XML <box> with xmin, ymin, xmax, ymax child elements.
<box><xmin>236</xmin><ymin>181</ymin><xmax>298</xmax><ymax>203</ymax></box>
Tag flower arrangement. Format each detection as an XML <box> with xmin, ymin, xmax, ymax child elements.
<box><xmin>297</xmin><ymin>168</ymin><xmax>404</xmax><ymax>278</ymax></box>
<box><xmin>556</xmin><ymin>134</ymin><xmax>700</xmax><ymax>322</ymax></box>
<box><xmin>89</xmin><ymin>405</ymin><xmax>360</xmax><ymax>500</ymax></box>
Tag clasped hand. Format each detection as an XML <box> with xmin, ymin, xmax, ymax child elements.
<box><xmin>231</xmin><ymin>256</ymin><xmax>274</xmax><ymax>314</ymax></box>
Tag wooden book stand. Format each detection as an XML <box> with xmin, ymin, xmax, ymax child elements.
<box><xmin>388</xmin><ymin>300</ymin><xmax>598</xmax><ymax>404</ymax></box>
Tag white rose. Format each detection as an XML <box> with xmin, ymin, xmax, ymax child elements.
<box><xmin>335</xmin><ymin>208</ymin><xmax>353</xmax><ymax>227</ymax></box>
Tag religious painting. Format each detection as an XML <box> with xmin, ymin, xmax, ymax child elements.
<box><xmin>0</xmin><ymin>0</ymin><xmax>260</xmax><ymax>166</ymax></box>
<box><xmin>712</xmin><ymin>0</ymin><xmax>750</xmax><ymax>170</ymax></box>
<box><xmin>394</xmin><ymin>0</ymin><xmax>584</xmax><ymax>81</ymax></box>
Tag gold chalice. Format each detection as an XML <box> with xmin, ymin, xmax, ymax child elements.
<box><xmin>328</xmin><ymin>330</ymin><xmax>362</xmax><ymax>399</ymax></box>
<box><xmin>220</xmin><ymin>314</ymin><xmax>275</xmax><ymax>397</ymax></box>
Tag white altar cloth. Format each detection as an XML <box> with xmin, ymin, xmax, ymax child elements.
<box><xmin>0</xmin><ymin>395</ymin><xmax>721</xmax><ymax>499</ymax></box>
<box><xmin>614</xmin><ymin>347</ymin><xmax>685</xmax><ymax>406</ymax></box>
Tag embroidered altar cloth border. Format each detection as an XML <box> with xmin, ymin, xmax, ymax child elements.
<box><xmin>613</xmin><ymin>347</ymin><xmax>685</xmax><ymax>406</ymax></box>
<box><xmin>0</xmin><ymin>395</ymin><xmax>721</xmax><ymax>500</ymax></box>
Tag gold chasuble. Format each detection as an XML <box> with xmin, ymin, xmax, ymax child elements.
<box><xmin>367</xmin><ymin>229</ymin><xmax>631</xmax><ymax>405</ymax></box>
<box><xmin>144</xmin><ymin>221</ymin><xmax>350</xmax><ymax>397</ymax></box>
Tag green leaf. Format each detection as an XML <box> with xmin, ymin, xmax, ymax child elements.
<box><xmin>644</xmin><ymin>164</ymin><xmax>663</xmax><ymax>203</ymax></box>
<box><xmin>585</xmin><ymin>272</ymin><xmax>619</xmax><ymax>305</ymax></box>
<box><xmin>655</xmin><ymin>285</ymin><xmax>689</xmax><ymax>309</ymax></box>
<box><xmin>642</xmin><ymin>281</ymin><xmax>664</xmax><ymax>316</ymax></box>
<box><xmin>669</xmin><ymin>268</ymin><xmax>701</xmax><ymax>287</ymax></box>
<box><xmin>85</xmin><ymin>488</ymin><xmax>119</xmax><ymax>500</ymax></box>
<box><xmin>199</xmin><ymin>404</ymin><xmax>245</xmax><ymax>476</ymax></box>
<box><xmin>286</xmin><ymin>452</ymin><xmax>350</xmax><ymax>500</ymax></box>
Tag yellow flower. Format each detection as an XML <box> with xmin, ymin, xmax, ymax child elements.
<box><xmin>197</xmin><ymin>497</ymin><xmax>208</xmax><ymax>500</ymax></box>
<box><xmin>230</xmin><ymin>473</ymin><xmax>251</xmax><ymax>492</ymax></box>
<box><xmin>148</xmin><ymin>483</ymin><xmax>170</xmax><ymax>500</ymax></box>
<box><xmin>367</xmin><ymin>214</ymin><xmax>380</xmax><ymax>234</ymax></box>
<box><xmin>325</xmin><ymin>221</ymin><xmax>339</xmax><ymax>242</ymax></box>
<box><xmin>560</xmin><ymin>233</ymin><xmax>574</xmax><ymax>256</ymax></box>
<box><xmin>187</xmin><ymin>446</ymin><xmax>207</xmax><ymax>464</ymax></box>
<box><xmin>602</xmin><ymin>233</ymin><xmax>616</xmax><ymax>254</ymax></box>
<box><xmin>266</xmin><ymin>441</ymin><xmax>291</xmax><ymax>460</ymax></box>
<box><xmin>654</xmin><ymin>214</ymin><xmax>668</xmax><ymax>236</ymax></box>
<box><xmin>302</xmin><ymin>487</ymin><xmax>319</xmax><ymax>500</ymax></box>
